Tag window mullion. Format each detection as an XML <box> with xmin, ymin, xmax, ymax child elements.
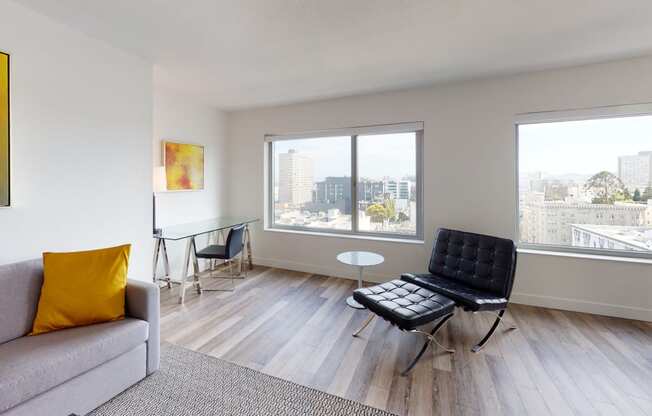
<box><xmin>351</xmin><ymin>135</ymin><xmax>358</xmax><ymax>234</ymax></box>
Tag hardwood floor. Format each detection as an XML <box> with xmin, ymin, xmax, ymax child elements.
<box><xmin>160</xmin><ymin>266</ymin><xmax>652</xmax><ymax>416</ymax></box>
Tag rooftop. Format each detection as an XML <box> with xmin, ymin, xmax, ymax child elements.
<box><xmin>571</xmin><ymin>224</ymin><xmax>652</xmax><ymax>251</ymax></box>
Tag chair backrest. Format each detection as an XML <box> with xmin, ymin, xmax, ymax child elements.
<box><xmin>0</xmin><ymin>259</ymin><xmax>44</xmax><ymax>344</ymax></box>
<box><xmin>225</xmin><ymin>224</ymin><xmax>245</xmax><ymax>259</ymax></box>
<box><xmin>428</xmin><ymin>228</ymin><xmax>517</xmax><ymax>299</ymax></box>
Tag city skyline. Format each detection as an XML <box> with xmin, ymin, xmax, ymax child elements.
<box><xmin>519</xmin><ymin>115</ymin><xmax>652</xmax><ymax>176</ymax></box>
<box><xmin>273</xmin><ymin>132</ymin><xmax>416</xmax><ymax>182</ymax></box>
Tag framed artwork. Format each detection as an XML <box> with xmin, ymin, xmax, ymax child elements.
<box><xmin>163</xmin><ymin>140</ymin><xmax>204</xmax><ymax>191</ymax></box>
<box><xmin>0</xmin><ymin>51</ymin><xmax>9</xmax><ymax>207</ymax></box>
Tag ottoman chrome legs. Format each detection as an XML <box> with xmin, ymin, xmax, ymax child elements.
<box><xmin>471</xmin><ymin>309</ymin><xmax>518</xmax><ymax>353</ymax></box>
<box><xmin>352</xmin><ymin>313</ymin><xmax>376</xmax><ymax>337</ymax></box>
<box><xmin>351</xmin><ymin>312</ymin><xmax>455</xmax><ymax>376</ymax></box>
<box><xmin>402</xmin><ymin>312</ymin><xmax>455</xmax><ymax>376</ymax></box>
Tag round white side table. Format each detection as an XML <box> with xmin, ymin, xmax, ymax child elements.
<box><xmin>337</xmin><ymin>251</ymin><xmax>384</xmax><ymax>309</ymax></box>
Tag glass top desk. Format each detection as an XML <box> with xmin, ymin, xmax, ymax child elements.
<box><xmin>152</xmin><ymin>216</ymin><xmax>259</xmax><ymax>304</ymax></box>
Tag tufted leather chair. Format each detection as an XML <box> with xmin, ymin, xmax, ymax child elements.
<box><xmin>401</xmin><ymin>228</ymin><xmax>517</xmax><ymax>351</ymax></box>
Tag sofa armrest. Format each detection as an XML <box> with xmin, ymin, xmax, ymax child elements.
<box><xmin>125</xmin><ymin>279</ymin><xmax>160</xmax><ymax>375</ymax></box>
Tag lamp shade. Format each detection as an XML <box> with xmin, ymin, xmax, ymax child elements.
<box><xmin>153</xmin><ymin>166</ymin><xmax>167</xmax><ymax>193</ymax></box>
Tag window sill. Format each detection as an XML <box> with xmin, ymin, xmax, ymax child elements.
<box><xmin>264</xmin><ymin>227</ymin><xmax>424</xmax><ymax>245</ymax></box>
<box><xmin>517</xmin><ymin>248</ymin><xmax>652</xmax><ymax>265</ymax></box>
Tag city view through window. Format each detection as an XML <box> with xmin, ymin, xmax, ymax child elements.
<box><xmin>519</xmin><ymin>115</ymin><xmax>652</xmax><ymax>254</ymax></box>
<box><xmin>271</xmin><ymin>132</ymin><xmax>418</xmax><ymax>236</ymax></box>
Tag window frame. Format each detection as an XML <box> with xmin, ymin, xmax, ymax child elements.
<box><xmin>265</xmin><ymin>122</ymin><xmax>424</xmax><ymax>242</ymax></box>
<box><xmin>514</xmin><ymin>102</ymin><xmax>652</xmax><ymax>260</ymax></box>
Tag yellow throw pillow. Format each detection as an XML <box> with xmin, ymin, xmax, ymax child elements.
<box><xmin>30</xmin><ymin>244</ymin><xmax>131</xmax><ymax>335</ymax></box>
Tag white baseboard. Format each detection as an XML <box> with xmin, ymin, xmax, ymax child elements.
<box><xmin>253</xmin><ymin>256</ymin><xmax>396</xmax><ymax>283</ymax></box>
<box><xmin>254</xmin><ymin>256</ymin><xmax>652</xmax><ymax>322</ymax></box>
<box><xmin>510</xmin><ymin>292</ymin><xmax>652</xmax><ymax>322</ymax></box>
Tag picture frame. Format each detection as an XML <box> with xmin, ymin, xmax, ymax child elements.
<box><xmin>162</xmin><ymin>140</ymin><xmax>205</xmax><ymax>191</ymax></box>
<box><xmin>0</xmin><ymin>50</ymin><xmax>9</xmax><ymax>207</ymax></box>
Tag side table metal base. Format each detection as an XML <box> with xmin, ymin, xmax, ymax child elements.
<box><xmin>346</xmin><ymin>295</ymin><xmax>366</xmax><ymax>309</ymax></box>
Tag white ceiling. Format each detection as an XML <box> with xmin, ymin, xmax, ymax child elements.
<box><xmin>17</xmin><ymin>0</ymin><xmax>652</xmax><ymax>110</ymax></box>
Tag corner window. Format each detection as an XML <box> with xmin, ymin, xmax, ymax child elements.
<box><xmin>266</xmin><ymin>122</ymin><xmax>423</xmax><ymax>240</ymax></box>
<box><xmin>517</xmin><ymin>105</ymin><xmax>652</xmax><ymax>258</ymax></box>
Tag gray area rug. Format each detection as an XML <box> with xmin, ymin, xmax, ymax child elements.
<box><xmin>90</xmin><ymin>343</ymin><xmax>396</xmax><ymax>416</ymax></box>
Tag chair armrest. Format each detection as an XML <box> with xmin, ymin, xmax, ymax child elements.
<box><xmin>126</xmin><ymin>279</ymin><xmax>160</xmax><ymax>375</ymax></box>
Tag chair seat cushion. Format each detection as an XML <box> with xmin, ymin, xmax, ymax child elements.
<box><xmin>195</xmin><ymin>245</ymin><xmax>227</xmax><ymax>260</ymax></box>
<box><xmin>0</xmin><ymin>318</ymin><xmax>148</xmax><ymax>413</ymax></box>
<box><xmin>353</xmin><ymin>280</ymin><xmax>455</xmax><ymax>331</ymax></box>
<box><xmin>401</xmin><ymin>273</ymin><xmax>508</xmax><ymax>311</ymax></box>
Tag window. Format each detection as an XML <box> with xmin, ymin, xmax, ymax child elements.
<box><xmin>266</xmin><ymin>123</ymin><xmax>423</xmax><ymax>240</ymax></box>
<box><xmin>272</xmin><ymin>136</ymin><xmax>352</xmax><ymax>231</ymax></box>
<box><xmin>517</xmin><ymin>105</ymin><xmax>652</xmax><ymax>258</ymax></box>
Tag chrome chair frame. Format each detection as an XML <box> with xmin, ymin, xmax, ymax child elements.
<box><xmin>199</xmin><ymin>251</ymin><xmax>247</xmax><ymax>293</ymax></box>
<box><xmin>193</xmin><ymin>226</ymin><xmax>247</xmax><ymax>293</ymax></box>
<box><xmin>352</xmin><ymin>311</ymin><xmax>456</xmax><ymax>376</ymax></box>
<box><xmin>470</xmin><ymin>309</ymin><xmax>518</xmax><ymax>352</ymax></box>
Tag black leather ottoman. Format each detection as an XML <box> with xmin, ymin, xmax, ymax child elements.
<box><xmin>353</xmin><ymin>280</ymin><xmax>455</xmax><ymax>330</ymax></box>
<box><xmin>352</xmin><ymin>280</ymin><xmax>456</xmax><ymax>375</ymax></box>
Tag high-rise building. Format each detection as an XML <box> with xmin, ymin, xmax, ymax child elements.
<box><xmin>278</xmin><ymin>149</ymin><xmax>314</xmax><ymax>205</ymax></box>
<box><xmin>382</xmin><ymin>179</ymin><xmax>412</xmax><ymax>200</ymax></box>
<box><xmin>315</xmin><ymin>176</ymin><xmax>351</xmax><ymax>213</ymax></box>
<box><xmin>398</xmin><ymin>180</ymin><xmax>411</xmax><ymax>200</ymax></box>
<box><xmin>618</xmin><ymin>151</ymin><xmax>652</xmax><ymax>191</ymax></box>
<box><xmin>358</xmin><ymin>180</ymin><xmax>384</xmax><ymax>202</ymax></box>
<box><xmin>383</xmin><ymin>179</ymin><xmax>398</xmax><ymax>199</ymax></box>
<box><xmin>315</xmin><ymin>177</ymin><xmax>350</xmax><ymax>204</ymax></box>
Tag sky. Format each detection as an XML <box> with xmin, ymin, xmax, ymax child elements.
<box><xmin>273</xmin><ymin>132</ymin><xmax>416</xmax><ymax>181</ymax></box>
<box><xmin>519</xmin><ymin>115</ymin><xmax>652</xmax><ymax>176</ymax></box>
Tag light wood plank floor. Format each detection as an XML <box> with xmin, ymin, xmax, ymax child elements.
<box><xmin>160</xmin><ymin>266</ymin><xmax>652</xmax><ymax>416</ymax></box>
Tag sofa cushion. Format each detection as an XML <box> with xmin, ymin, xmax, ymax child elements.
<box><xmin>31</xmin><ymin>244</ymin><xmax>131</xmax><ymax>335</ymax></box>
<box><xmin>0</xmin><ymin>318</ymin><xmax>148</xmax><ymax>413</ymax></box>
<box><xmin>401</xmin><ymin>273</ymin><xmax>508</xmax><ymax>311</ymax></box>
<box><xmin>0</xmin><ymin>260</ymin><xmax>43</xmax><ymax>344</ymax></box>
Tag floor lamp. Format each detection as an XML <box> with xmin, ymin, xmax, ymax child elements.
<box><xmin>153</xmin><ymin>166</ymin><xmax>167</xmax><ymax>236</ymax></box>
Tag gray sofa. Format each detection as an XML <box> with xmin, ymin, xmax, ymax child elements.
<box><xmin>0</xmin><ymin>259</ymin><xmax>160</xmax><ymax>416</ymax></box>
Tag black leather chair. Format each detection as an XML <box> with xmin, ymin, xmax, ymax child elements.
<box><xmin>351</xmin><ymin>228</ymin><xmax>518</xmax><ymax>374</ymax></box>
<box><xmin>401</xmin><ymin>228</ymin><xmax>518</xmax><ymax>352</ymax></box>
<box><xmin>194</xmin><ymin>224</ymin><xmax>246</xmax><ymax>291</ymax></box>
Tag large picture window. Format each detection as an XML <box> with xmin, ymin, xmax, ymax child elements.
<box><xmin>266</xmin><ymin>123</ymin><xmax>423</xmax><ymax>240</ymax></box>
<box><xmin>517</xmin><ymin>106</ymin><xmax>652</xmax><ymax>258</ymax></box>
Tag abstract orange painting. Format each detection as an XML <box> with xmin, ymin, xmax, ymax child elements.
<box><xmin>0</xmin><ymin>51</ymin><xmax>9</xmax><ymax>206</ymax></box>
<box><xmin>163</xmin><ymin>141</ymin><xmax>204</xmax><ymax>191</ymax></box>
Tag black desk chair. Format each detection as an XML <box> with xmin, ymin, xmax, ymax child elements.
<box><xmin>194</xmin><ymin>224</ymin><xmax>246</xmax><ymax>291</ymax></box>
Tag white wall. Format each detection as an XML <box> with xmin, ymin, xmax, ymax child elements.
<box><xmin>152</xmin><ymin>88</ymin><xmax>227</xmax><ymax>277</ymax></box>
<box><xmin>227</xmin><ymin>56</ymin><xmax>652</xmax><ymax>321</ymax></box>
<box><xmin>0</xmin><ymin>1</ymin><xmax>153</xmax><ymax>279</ymax></box>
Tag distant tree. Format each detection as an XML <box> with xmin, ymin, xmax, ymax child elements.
<box><xmin>366</xmin><ymin>204</ymin><xmax>387</xmax><ymax>223</ymax></box>
<box><xmin>383</xmin><ymin>198</ymin><xmax>396</xmax><ymax>221</ymax></box>
<box><xmin>397</xmin><ymin>212</ymin><xmax>409</xmax><ymax>222</ymax></box>
<box><xmin>643</xmin><ymin>186</ymin><xmax>652</xmax><ymax>202</ymax></box>
<box><xmin>614</xmin><ymin>188</ymin><xmax>632</xmax><ymax>202</ymax></box>
<box><xmin>623</xmin><ymin>188</ymin><xmax>632</xmax><ymax>201</ymax></box>
<box><xmin>584</xmin><ymin>171</ymin><xmax>625</xmax><ymax>204</ymax></box>
<box><xmin>633</xmin><ymin>188</ymin><xmax>642</xmax><ymax>202</ymax></box>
